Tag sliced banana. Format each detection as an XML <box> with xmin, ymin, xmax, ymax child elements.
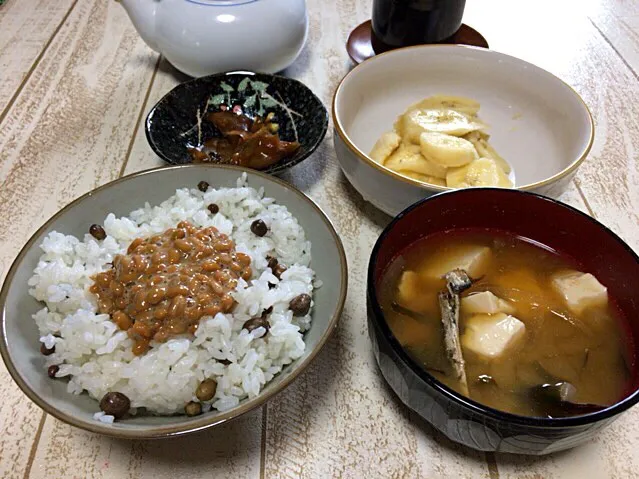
<box><xmin>419</xmin><ymin>131</ymin><xmax>477</xmax><ymax>167</ymax></box>
<box><xmin>383</xmin><ymin>144</ymin><xmax>422</xmax><ymax>170</ymax></box>
<box><xmin>384</xmin><ymin>144</ymin><xmax>447</xmax><ymax>179</ymax></box>
<box><xmin>478</xmin><ymin>130</ymin><xmax>490</xmax><ymax>141</ymax></box>
<box><xmin>464</xmin><ymin>130</ymin><xmax>492</xmax><ymax>143</ymax></box>
<box><xmin>464</xmin><ymin>134</ymin><xmax>512</xmax><ymax>174</ymax></box>
<box><xmin>468</xmin><ymin>157</ymin><xmax>512</xmax><ymax>187</ymax></box>
<box><xmin>407</xmin><ymin>95</ymin><xmax>481</xmax><ymax>116</ymax></box>
<box><xmin>401</xmin><ymin>171</ymin><xmax>447</xmax><ymax>187</ymax></box>
<box><xmin>372</xmin><ymin>95</ymin><xmax>513</xmax><ymax>190</ymax></box>
<box><xmin>463</xmin><ymin>131</ymin><xmax>482</xmax><ymax>142</ymax></box>
<box><xmin>369</xmin><ymin>131</ymin><xmax>401</xmax><ymax>164</ymax></box>
<box><xmin>400</xmin><ymin>108</ymin><xmax>486</xmax><ymax>142</ymax></box>
<box><xmin>446</xmin><ymin>165</ymin><xmax>471</xmax><ymax>188</ymax></box>
<box><xmin>446</xmin><ymin>157</ymin><xmax>513</xmax><ymax>188</ymax></box>
<box><xmin>384</xmin><ymin>144</ymin><xmax>448</xmax><ymax>179</ymax></box>
<box><xmin>420</xmin><ymin>156</ymin><xmax>448</xmax><ymax>179</ymax></box>
<box><xmin>386</xmin><ymin>145</ymin><xmax>448</xmax><ymax>178</ymax></box>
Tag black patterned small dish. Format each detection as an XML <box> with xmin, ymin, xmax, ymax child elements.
<box><xmin>145</xmin><ymin>72</ymin><xmax>328</xmax><ymax>175</ymax></box>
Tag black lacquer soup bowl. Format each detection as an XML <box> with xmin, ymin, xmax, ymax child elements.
<box><xmin>367</xmin><ymin>188</ymin><xmax>639</xmax><ymax>455</ymax></box>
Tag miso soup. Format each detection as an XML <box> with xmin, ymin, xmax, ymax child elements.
<box><xmin>379</xmin><ymin>229</ymin><xmax>634</xmax><ymax>417</ymax></box>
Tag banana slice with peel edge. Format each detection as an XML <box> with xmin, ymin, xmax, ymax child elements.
<box><xmin>398</xmin><ymin>108</ymin><xmax>487</xmax><ymax>142</ymax></box>
<box><xmin>384</xmin><ymin>144</ymin><xmax>448</xmax><ymax>179</ymax></box>
<box><xmin>446</xmin><ymin>157</ymin><xmax>513</xmax><ymax>188</ymax></box>
<box><xmin>369</xmin><ymin>131</ymin><xmax>401</xmax><ymax>164</ymax></box>
<box><xmin>420</xmin><ymin>131</ymin><xmax>478</xmax><ymax>168</ymax></box>
<box><xmin>407</xmin><ymin>95</ymin><xmax>481</xmax><ymax>116</ymax></box>
<box><xmin>464</xmin><ymin>131</ymin><xmax>512</xmax><ymax>174</ymax></box>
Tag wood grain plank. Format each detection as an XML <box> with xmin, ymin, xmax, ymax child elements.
<box><xmin>0</xmin><ymin>0</ymin><xmax>156</xmax><ymax>267</ymax></box>
<box><xmin>589</xmin><ymin>12</ymin><xmax>639</xmax><ymax>77</ymax></box>
<box><xmin>0</xmin><ymin>0</ymin><xmax>77</xmax><ymax>115</ymax></box>
<box><xmin>592</xmin><ymin>0</ymin><xmax>639</xmax><ymax>18</ymax></box>
<box><xmin>264</xmin><ymin>2</ymin><xmax>490</xmax><ymax>478</ymax></box>
<box><xmin>124</xmin><ymin>2</ymin><xmax>491</xmax><ymax>477</ymax></box>
<box><xmin>117</xmin><ymin>55</ymin><xmax>265</xmax><ymax>479</ymax></box>
<box><xmin>465</xmin><ymin>1</ymin><xmax>639</xmax><ymax>476</ymax></box>
<box><xmin>25</xmin><ymin>58</ymin><xmax>262</xmax><ymax>479</ymax></box>
<box><xmin>0</xmin><ymin>1</ymin><xmax>156</xmax><ymax>477</ymax></box>
<box><xmin>3</xmin><ymin>0</ymin><xmax>637</xmax><ymax>478</ymax></box>
<box><xmin>571</xmin><ymin>58</ymin><xmax>639</xmax><ymax>251</ymax></box>
<box><xmin>28</xmin><ymin>410</ymin><xmax>262</xmax><ymax>479</ymax></box>
<box><xmin>32</xmin><ymin>16</ymin><xmax>264</xmax><ymax>479</ymax></box>
<box><xmin>122</xmin><ymin>58</ymin><xmax>190</xmax><ymax>175</ymax></box>
<box><xmin>464</xmin><ymin>0</ymin><xmax>596</xmax><ymax>86</ymax></box>
<box><xmin>465</xmin><ymin>0</ymin><xmax>638</xmax><ymax>250</ymax></box>
<box><xmin>495</xmin><ymin>414</ymin><xmax>639</xmax><ymax>479</ymax></box>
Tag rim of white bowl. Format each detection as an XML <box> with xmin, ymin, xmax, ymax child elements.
<box><xmin>332</xmin><ymin>44</ymin><xmax>595</xmax><ymax>192</ymax></box>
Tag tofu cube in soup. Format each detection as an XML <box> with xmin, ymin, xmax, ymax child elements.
<box><xmin>420</xmin><ymin>245</ymin><xmax>491</xmax><ymax>281</ymax></box>
<box><xmin>551</xmin><ymin>271</ymin><xmax>608</xmax><ymax>314</ymax></box>
<box><xmin>397</xmin><ymin>270</ymin><xmax>439</xmax><ymax>314</ymax></box>
<box><xmin>462</xmin><ymin>313</ymin><xmax>526</xmax><ymax>359</ymax></box>
<box><xmin>397</xmin><ymin>271</ymin><xmax>421</xmax><ymax>304</ymax></box>
<box><xmin>461</xmin><ymin>291</ymin><xmax>515</xmax><ymax>315</ymax></box>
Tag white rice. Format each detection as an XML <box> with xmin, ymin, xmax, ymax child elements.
<box><xmin>28</xmin><ymin>174</ymin><xmax>314</xmax><ymax>416</ymax></box>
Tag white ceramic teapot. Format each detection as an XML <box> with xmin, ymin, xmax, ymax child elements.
<box><xmin>117</xmin><ymin>0</ymin><xmax>308</xmax><ymax>77</ymax></box>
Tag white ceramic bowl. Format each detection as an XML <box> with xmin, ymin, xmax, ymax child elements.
<box><xmin>332</xmin><ymin>45</ymin><xmax>594</xmax><ymax>216</ymax></box>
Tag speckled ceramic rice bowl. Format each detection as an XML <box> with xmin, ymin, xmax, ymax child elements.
<box><xmin>0</xmin><ymin>165</ymin><xmax>347</xmax><ymax>438</ymax></box>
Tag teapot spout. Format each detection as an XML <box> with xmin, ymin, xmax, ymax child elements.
<box><xmin>118</xmin><ymin>0</ymin><xmax>160</xmax><ymax>52</ymax></box>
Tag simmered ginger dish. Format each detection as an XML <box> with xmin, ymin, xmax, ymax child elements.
<box><xmin>379</xmin><ymin>229</ymin><xmax>633</xmax><ymax>417</ymax></box>
<box><xmin>369</xmin><ymin>95</ymin><xmax>513</xmax><ymax>189</ymax></box>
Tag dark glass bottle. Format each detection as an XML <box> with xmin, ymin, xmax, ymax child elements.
<box><xmin>371</xmin><ymin>0</ymin><xmax>466</xmax><ymax>53</ymax></box>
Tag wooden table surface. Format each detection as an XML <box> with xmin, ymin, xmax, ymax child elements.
<box><xmin>1</xmin><ymin>0</ymin><xmax>638</xmax><ymax>477</ymax></box>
